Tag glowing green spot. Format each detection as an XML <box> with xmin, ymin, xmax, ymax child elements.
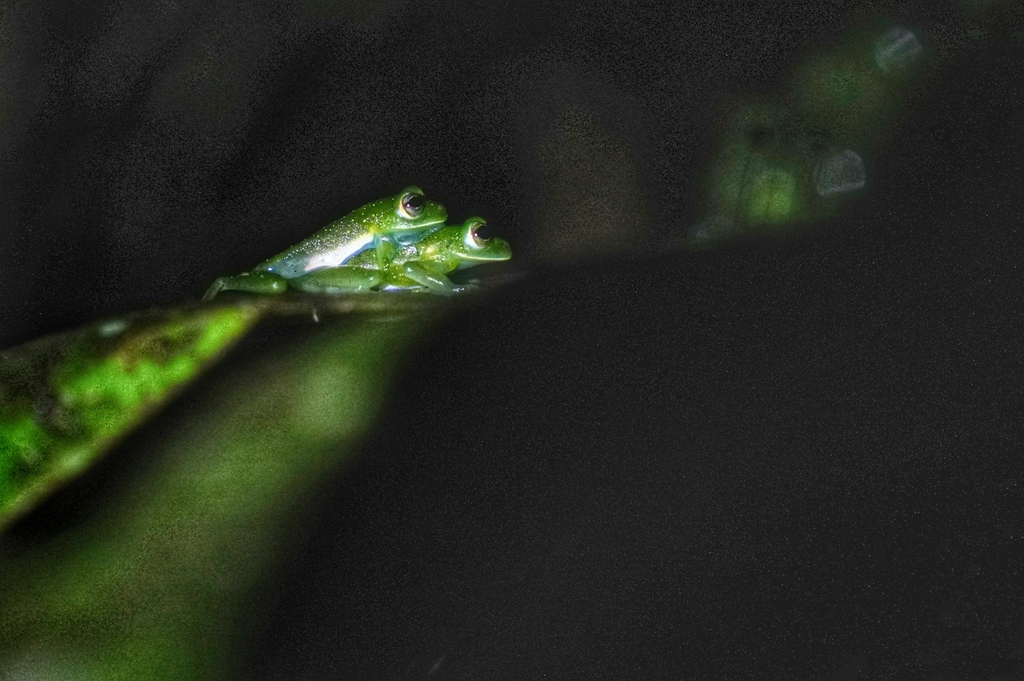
<box><xmin>747</xmin><ymin>169</ymin><xmax>797</xmax><ymax>223</ymax></box>
<box><xmin>0</xmin><ymin>416</ymin><xmax>50</xmax><ymax>465</ymax></box>
<box><xmin>0</xmin><ymin>416</ymin><xmax>52</xmax><ymax>497</ymax></box>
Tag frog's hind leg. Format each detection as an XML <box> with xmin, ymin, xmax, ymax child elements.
<box><xmin>288</xmin><ymin>267</ymin><xmax>384</xmax><ymax>294</ymax></box>
<box><xmin>399</xmin><ymin>262</ymin><xmax>456</xmax><ymax>295</ymax></box>
<box><xmin>203</xmin><ymin>271</ymin><xmax>289</xmax><ymax>301</ymax></box>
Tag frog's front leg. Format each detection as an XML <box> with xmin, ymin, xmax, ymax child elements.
<box><xmin>203</xmin><ymin>271</ymin><xmax>290</xmax><ymax>301</ymax></box>
<box><xmin>286</xmin><ymin>266</ymin><xmax>384</xmax><ymax>294</ymax></box>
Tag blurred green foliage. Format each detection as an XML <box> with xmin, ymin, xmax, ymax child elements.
<box><xmin>0</xmin><ymin>298</ymin><xmax>436</xmax><ymax>680</ymax></box>
<box><xmin>1</xmin><ymin>307</ymin><xmax>261</xmax><ymax>531</ymax></box>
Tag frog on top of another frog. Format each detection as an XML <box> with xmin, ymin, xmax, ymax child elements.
<box><xmin>286</xmin><ymin>217</ymin><xmax>511</xmax><ymax>296</ymax></box>
<box><xmin>203</xmin><ymin>186</ymin><xmax>449</xmax><ymax>300</ymax></box>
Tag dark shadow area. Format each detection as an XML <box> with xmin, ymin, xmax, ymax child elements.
<box><xmin>250</xmin><ymin>67</ymin><xmax>1024</xmax><ymax>675</ymax></box>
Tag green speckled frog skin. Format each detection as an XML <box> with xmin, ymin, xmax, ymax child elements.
<box><xmin>203</xmin><ymin>186</ymin><xmax>447</xmax><ymax>300</ymax></box>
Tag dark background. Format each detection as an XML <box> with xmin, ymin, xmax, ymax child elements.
<box><xmin>6</xmin><ymin>0</ymin><xmax>1019</xmax><ymax>348</ymax></box>
<box><xmin>2</xmin><ymin>0</ymin><xmax>1023</xmax><ymax>679</ymax></box>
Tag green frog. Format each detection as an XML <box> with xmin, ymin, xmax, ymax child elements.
<box><xmin>287</xmin><ymin>217</ymin><xmax>511</xmax><ymax>295</ymax></box>
<box><xmin>203</xmin><ymin>186</ymin><xmax>447</xmax><ymax>300</ymax></box>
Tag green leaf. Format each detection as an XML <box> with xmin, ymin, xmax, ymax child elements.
<box><xmin>0</xmin><ymin>294</ymin><xmax>448</xmax><ymax>679</ymax></box>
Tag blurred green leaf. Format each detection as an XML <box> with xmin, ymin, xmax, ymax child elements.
<box><xmin>0</xmin><ymin>294</ymin><xmax>447</xmax><ymax>680</ymax></box>
<box><xmin>1</xmin><ymin>304</ymin><xmax>262</xmax><ymax>533</ymax></box>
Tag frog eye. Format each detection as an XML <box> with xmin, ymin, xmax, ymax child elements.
<box><xmin>467</xmin><ymin>221</ymin><xmax>492</xmax><ymax>248</ymax></box>
<box><xmin>473</xmin><ymin>222</ymin><xmax>493</xmax><ymax>242</ymax></box>
<box><xmin>400</xmin><ymin>192</ymin><xmax>426</xmax><ymax>219</ymax></box>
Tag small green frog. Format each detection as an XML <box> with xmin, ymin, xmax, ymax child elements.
<box><xmin>203</xmin><ymin>186</ymin><xmax>447</xmax><ymax>300</ymax></box>
<box><xmin>287</xmin><ymin>217</ymin><xmax>511</xmax><ymax>295</ymax></box>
